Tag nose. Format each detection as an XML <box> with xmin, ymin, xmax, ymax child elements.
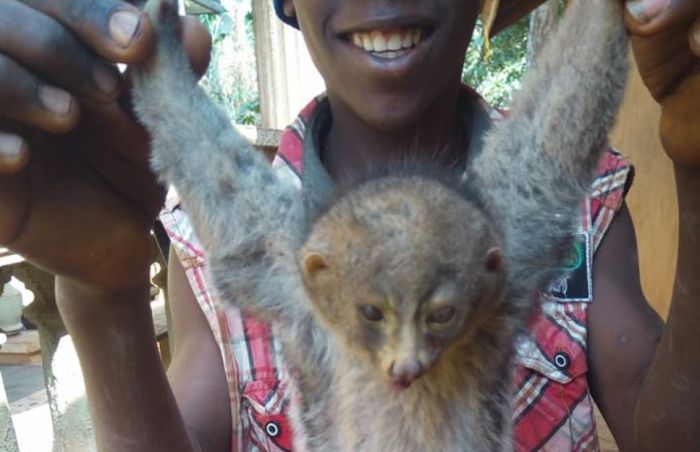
<box><xmin>388</xmin><ymin>357</ymin><xmax>424</xmax><ymax>386</ymax></box>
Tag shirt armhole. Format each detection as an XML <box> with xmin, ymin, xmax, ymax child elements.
<box><xmin>590</xmin><ymin>149</ymin><xmax>634</xmax><ymax>252</ymax></box>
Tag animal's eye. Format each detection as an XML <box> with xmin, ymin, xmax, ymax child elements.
<box><xmin>428</xmin><ymin>306</ymin><xmax>455</xmax><ymax>324</ymax></box>
<box><xmin>360</xmin><ymin>305</ymin><xmax>384</xmax><ymax>321</ymax></box>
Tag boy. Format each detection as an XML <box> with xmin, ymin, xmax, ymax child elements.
<box><xmin>0</xmin><ymin>0</ymin><xmax>698</xmax><ymax>450</ymax></box>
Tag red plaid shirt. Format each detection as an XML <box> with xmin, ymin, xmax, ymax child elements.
<box><xmin>160</xmin><ymin>95</ymin><xmax>632</xmax><ymax>452</ymax></box>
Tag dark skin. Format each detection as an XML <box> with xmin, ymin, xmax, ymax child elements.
<box><xmin>0</xmin><ymin>0</ymin><xmax>697</xmax><ymax>451</ymax></box>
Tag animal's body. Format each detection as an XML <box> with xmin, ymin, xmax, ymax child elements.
<box><xmin>132</xmin><ymin>0</ymin><xmax>629</xmax><ymax>449</ymax></box>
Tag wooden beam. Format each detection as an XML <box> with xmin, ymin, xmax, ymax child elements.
<box><xmin>492</xmin><ymin>0</ymin><xmax>548</xmax><ymax>35</ymax></box>
<box><xmin>252</xmin><ymin>0</ymin><xmax>325</xmax><ymax>129</ymax></box>
<box><xmin>185</xmin><ymin>0</ymin><xmax>224</xmax><ymax>15</ymax></box>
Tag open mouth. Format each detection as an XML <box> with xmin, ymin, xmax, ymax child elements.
<box><xmin>392</xmin><ymin>379</ymin><xmax>413</xmax><ymax>391</ymax></box>
<box><xmin>341</xmin><ymin>26</ymin><xmax>433</xmax><ymax>60</ymax></box>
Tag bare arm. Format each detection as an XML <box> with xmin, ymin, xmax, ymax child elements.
<box><xmin>166</xmin><ymin>246</ymin><xmax>232</xmax><ymax>452</ymax></box>
<box><xmin>0</xmin><ymin>0</ymin><xmax>220</xmax><ymax>449</ymax></box>
<box><xmin>632</xmin><ymin>167</ymin><xmax>700</xmax><ymax>449</ymax></box>
<box><xmin>54</xmin><ymin>248</ymin><xmax>234</xmax><ymax>452</ymax></box>
<box><xmin>587</xmin><ymin>204</ymin><xmax>664</xmax><ymax>451</ymax></box>
<box><xmin>589</xmin><ymin>173</ymin><xmax>700</xmax><ymax>451</ymax></box>
<box><xmin>55</xmin><ymin>279</ymin><xmax>199</xmax><ymax>452</ymax></box>
<box><xmin>591</xmin><ymin>0</ymin><xmax>700</xmax><ymax>448</ymax></box>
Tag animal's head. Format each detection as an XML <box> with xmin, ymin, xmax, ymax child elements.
<box><xmin>300</xmin><ymin>175</ymin><xmax>507</xmax><ymax>389</ymax></box>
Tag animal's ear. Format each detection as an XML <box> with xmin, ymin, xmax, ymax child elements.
<box><xmin>301</xmin><ymin>251</ymin><xmax>329</xmax><ymax>284</ymax></box>
<box><xmin>484</xmin><ymin>247</ymin><xmax>505</xmax><ymax>273</ymax></box>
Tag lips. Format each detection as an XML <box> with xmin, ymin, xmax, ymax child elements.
<box><xmin>332</xmin><ymin>12</ymin><xmax>439</xmax><ymax>85</ymax></box>
<box><xmin>348</xmin><ymin>28</ymin><xmax>424</xmax><ymax>60</ymax></box>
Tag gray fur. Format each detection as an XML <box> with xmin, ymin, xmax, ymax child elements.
<box><xmin>131</xmin><ymin>0</ymin><xmax>628</xmax><ymax>450</ymax></box>
<box><xmin>469</xmin><ymin>0</ymin><xmax>630</xmax><ymax>307</ymax></box>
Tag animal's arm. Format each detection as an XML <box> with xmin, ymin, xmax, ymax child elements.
<box><xmin>469</xmin><ymin>0</ymin><xmax>629</xmax><ymax>291</ymax></box>
<box><xmin>131</xmin><ymin>0</ymin><xmax>309</xmax><ymax>327</ymax></box>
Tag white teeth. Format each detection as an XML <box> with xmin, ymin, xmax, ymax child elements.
<box><xmin>362</xmin><ymin>33</ymin><xmax>373</xmax><ymax>51</ymax></box>
<box><xmin>349</xmin><ymin>27</ymin><xmax>424</xmax><ymax>56</ymax></box>
<box><xmin>387</xmin><ymin>33</ymin><xmax>402</xmax><ymax>51</ymax></box>
<box><xmin>371</xmin><ymin>31</ymin><xmax>387</xmax><ymax>52</ymax></box>
<box><xmin>352</xmin><ymin>33</ymin><xmax>363</xmax><ymax>47</ymax></box>
<box><xmin>374</xmin><ymin>49</ymin><xmax>409</xmax><ymax>60</ymax></box>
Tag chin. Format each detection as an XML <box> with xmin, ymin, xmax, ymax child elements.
<box><xmin>360</xmin><ymin>97</ymin><xmax>428</xmax><ymax>131</ymax></box>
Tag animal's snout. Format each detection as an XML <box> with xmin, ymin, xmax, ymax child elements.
<box><xmin>388</xmin><ymin>357</ymin><xmax>424</xmax><ymax>388</ymax></box>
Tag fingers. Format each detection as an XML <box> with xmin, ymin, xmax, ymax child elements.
<box><xmin>660</xmin><ymin>73</ymin><xmax>700</xmax><ymax>166</ymax></box>
<box><xmin>181</xmin><ymin>16</ymin><xmax>213</xmax><ymax>79</ymax></box>
<box><xmin>20</xmin><ymin>0</ymin><xmax>154</xmax><ymax>64</ymax></box>
<box><xmin>0</xmin><ymin>132</ymin><xmax>30</xmax><ymax>174</ymax></box>
<box><xmin>624</xmin><ymin>0</ymin><xmax>700</xmax><ymax>36</ymax></box>
<box><xmin>0</xmin><ymin>1</ymin><xmax>122</xmax><ymax>105</ymax></box>
<box><xmin>20</xmin><ymin>0</ymin><xmax>208</xmax><ymax>70</ymax></box>
<box><xmin>0</xmin><ymin>54</ymin><xmax>81</xmax><ymax>133</ymax></box>
<box><xmin>118</xmin><ymin>16</ymin><xmax>211</xmax><ymax>115</ymax></box>
<box><xmin>0</xmin><ymin>0</ymin><xmax>212</xmax><ymax>178</ymax></box>
<box><xmin>691</xmin><ymin>16</ymin><xmax>700</xmax><ymax>57</ymax></box>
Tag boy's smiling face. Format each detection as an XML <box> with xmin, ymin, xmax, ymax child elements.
<box><xmin>284</xmin><ymin>0</ymin><xmax>480</xmax><ymax>130</ymax></box>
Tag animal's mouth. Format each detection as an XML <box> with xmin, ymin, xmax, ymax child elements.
<box><xmin>392</xmin><ymin>379</ymin><xmax>413</xmax><ymax>391</ymax></box>
<box><xmin>341</xmin><ymin>26</ymin><xmax>432</xmax><ymax>60</ymax></box>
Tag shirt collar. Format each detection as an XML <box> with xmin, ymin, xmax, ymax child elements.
<box><xmin>299</xmin><ymin>90</ymin><xmax>495</xmax><ymax>216</ymax></box>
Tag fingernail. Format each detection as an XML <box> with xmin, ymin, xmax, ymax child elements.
<box><xmin>38</xmin><ymin>85</ymin><xmax>73</xmax><ymax>116</ymax></box>
<box><xmin>0</xmin><ymin>132</ymin><xmax>23</xmax><ymax>159</ymax></box>
<box><xmin>626</xmin><ymin>0</ymin><xmax>672</xmax><ymax>24</ymax></box>
<box><xmin>93</xmin><ymin>64</ymin><xmax>120</xmax><ymax>95</ymax></box>
<box><xmin>110</xmin><ymin>10</ymin><xmax>141</xmax><ymax>48</ymax></box>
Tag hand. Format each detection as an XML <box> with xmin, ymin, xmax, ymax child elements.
<box><xmin>0</xmin><ymin>0</ymin><xmax>211</xmax><ymax>291</ymax></box>
<box><xmin>624</xmin><ymin>0</ymin><xmax>700</xmax><ymax>166</ymax></box>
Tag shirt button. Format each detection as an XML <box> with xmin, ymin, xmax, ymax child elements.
<box><xmin>554</xmin><ymin>351</ymin><xmax>571</xmax><ymax>370</ymax></box>
<box><xmin>265</xmin><ymin>421</ymin><xmax>280</xmax><ymax>438</ymax></box>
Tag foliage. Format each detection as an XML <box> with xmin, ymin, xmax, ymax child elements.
<box><xmin>463</xmin><ymin>15</ymin><xmax>531</xmax><ymax>108</ymax></box>
<box><xmin>198</xmin><ymin>6</ymin><xmax>260</xmax><ymax>125</ymax></box>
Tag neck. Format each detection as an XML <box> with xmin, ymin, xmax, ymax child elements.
<box><xmin>322</xmin><ymin>85</ymin><xmax>472</xmax><ymax>185</ymax></box>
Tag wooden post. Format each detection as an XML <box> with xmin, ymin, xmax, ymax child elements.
<box><xmin>251</xmin><ymin>0</ymin><xmax>325</xmax><ymax>129</ymax></box>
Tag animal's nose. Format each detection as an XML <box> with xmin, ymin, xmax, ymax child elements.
<box><xmin>388</xmin><ymin>358</ymin><xmax>424</xmax><ymax>386</ymax></box>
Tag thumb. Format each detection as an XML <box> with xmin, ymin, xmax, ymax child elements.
<box><xmin>624</xmin><ymin>0</ymin><xmax>699</xmax><ymax>36</ymax></box>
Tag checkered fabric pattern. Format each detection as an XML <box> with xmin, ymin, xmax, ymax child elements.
<box><xmin>159</xmin><ymin>95</ymin><xmax>632</xmax><ymax>451</ymax></box>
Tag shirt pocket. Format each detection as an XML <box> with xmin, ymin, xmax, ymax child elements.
<box><xmin>516</xmin><ymin>307</ymin><xmax>589</xmax><ymax>383</ymax></box>
<box><xmin>512</xmin><ymin>310</ymin><xmax>595</xmax><ymax>452</ymax></box>
<box><xmin>241</xmin><ymin>379</ymin><xmax>295</xmax><ymax>452</ymax></box>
